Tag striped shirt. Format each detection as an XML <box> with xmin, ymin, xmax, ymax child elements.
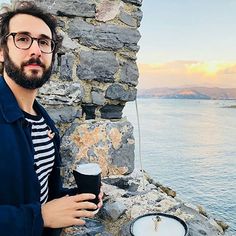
<box><xmin>24</xmin><ymin>112</ymin><xmax>55</xmax><ymax>204</ymax></box>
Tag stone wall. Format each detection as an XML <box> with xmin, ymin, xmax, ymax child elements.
<box><xmin>12</xmin><ymin>0</ymin><xmax>143</xmax><ymax>180</ymax></box>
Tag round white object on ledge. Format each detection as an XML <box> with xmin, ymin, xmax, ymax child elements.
<box><xmin>130</xmin><ymin>213</ymin><xmax>188</xmax><ymax>236</ymax></box>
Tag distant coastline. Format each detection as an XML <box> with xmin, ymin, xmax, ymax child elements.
<box><xmin>138</xmin><ymin>87</ymin><xmax>236</xmax><ymax>100</ymax></box>
<box><xmin>223</xmin><ymin>105</ymin><xmax>236</xmax><ymax>108</ymax></box>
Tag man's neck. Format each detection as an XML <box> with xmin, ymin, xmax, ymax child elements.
<box><xmin>4</xmin><ymin>74</ymin><xmax>38</xmax><ymax>115</ymax></box>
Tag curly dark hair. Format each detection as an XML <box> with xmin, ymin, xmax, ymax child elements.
<box><xmin>0</xmin><ymin>1</ymin><xmax>62</xmax><ymax>60</ymax></box>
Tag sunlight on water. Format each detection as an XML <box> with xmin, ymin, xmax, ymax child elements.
<box><xmin>124</xmin><ymin>98</ymin><xmax>236</xmax><ymax>236</ymax></box>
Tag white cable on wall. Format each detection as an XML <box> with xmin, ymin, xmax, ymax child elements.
<box><xmin>135</xmin><ymin>98</ymin><xmax>146</xmax><ymax>191</ymax></box>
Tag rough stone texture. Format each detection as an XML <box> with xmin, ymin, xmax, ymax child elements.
<box><xmin>133</xmin><ymin>7</ymin><xmax>143</xmax><ymax>27</ymax></box>
<box><xmin>60</xmin><ymin>53</ymin><xmax>75</xmax><ymax>81</ymax></box>
<box><xmin>120</xmin><ymin>60</ymin><xmax>139</xmax><ymax>86</ymax></box>
<box><xmin>119</xmin><ymin>10</ymin><xmax>137</xmax><ymax>27</ymax></box>
<box><xmin>68</xmin><ymin>18</ymin><xmax>141</xmax><ymax>51</ymax></box>
<box><xmin>61</xmin><ymin>219</ymin><xmax>111</xmax><ymax>236</ymax></box>
<box><xmin>101</xmin><ymin>201</ymin><xmax>127</xmax><ymax>221</ymax></box>
<box><xmin>96</xmin><ymin>0</ymin><xmax>123</xmax><ymax>22</ymax></box>
<box><xmin>38</xmin><ymin>81</ymin><xmax>84</xmax><ymax>105</ymax></box>
<box><xmin>81</xmin><ymin>104</ymin><xmax>97</xmax><ymax>120</ymax></box>
<box><xmin>122</xmin><ymin>0</ymin><xmax>143</xmax><ymax>7</ymax></box>
<box><xmin>105</xmin><ymin>84</ymin><xmax>137</xmax><ymax>101</ymax></box>
<box><xmin>37</xmin><ymin>0</ymin><xmax>96</xmax><ymax>17</ymax></box>
<box><xmin>76</xmin><ymin>51</ymin><xmax>119</xmax><ymax>82</ymax></box>
<box><xmin>62</xmin><ymin>170</ymin><xmax>229</xmax><ymax>236</ymax></box>
<box><xmin>109</xmin><ymin>142</ymin><xmax>135</xmax><ymax>172</ymax></box>
<box><xmin>60</xmin><ymin>119</ymin><xmax>135</xmax><ymax>189</ymax></box>
<box><xmin>100</xmin><ymin>104</ymin><xmax>125</xmax><ymax>119</ymax></box>
<box><xmin>46</xmin><ymin>106</ymin><xmax>82</xmax><ymax>124</ymax></box>
<box><xmin>91</xmin><ymin>91</ymin><xmax>106</xmax><ymax>106</ymax></box>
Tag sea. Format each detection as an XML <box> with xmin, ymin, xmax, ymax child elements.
<box><xmin>123</xmin><ymin>98</ymin><xmax>236</xmax><ymax>236</ymax></box>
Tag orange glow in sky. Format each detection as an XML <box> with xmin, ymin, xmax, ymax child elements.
<box><xmin>138</xmin><ymin>61</ymin><xmax>236</xmax><ymax>89</ymax></box>
<box><xmin>186</xmin><ymin>62</ymin><xmax>236</xmax><ymax>77</ymax></box>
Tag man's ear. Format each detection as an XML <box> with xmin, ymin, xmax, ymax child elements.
<box><xmin>0</xmin><ymin>48</ymin><xmax>4</xmax><ymax>63</ymax></box>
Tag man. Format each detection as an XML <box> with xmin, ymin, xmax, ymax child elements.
<box><xmin>0</xmin><ymin>1</ymin><xmax>102</xmax><ymax>236</ymax></box>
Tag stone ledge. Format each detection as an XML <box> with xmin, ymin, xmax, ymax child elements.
<box><xmin>61</xmin><ymin>169</ymin><xmax>229</xmax><ymax>236</ymax></box>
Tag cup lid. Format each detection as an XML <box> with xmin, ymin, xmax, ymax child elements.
<box><xmin>75</xmin><ymin>163</ymin><xmax>101</xmax><ymax>175</ymax></box>
<box><xmin>130</xmin><ymin>213</ymin><xmax>188</xmax><ymax>236</ymax></box>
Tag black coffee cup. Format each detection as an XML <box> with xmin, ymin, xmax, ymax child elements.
<box><xmin>73</xmin><ymin>163</ymin><xmax>101</xmax><ymax>205</ymax></box>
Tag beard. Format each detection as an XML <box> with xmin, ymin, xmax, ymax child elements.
<box><xmin>3</xmin><ymin>51</ymin><xmax>52</xmax><ymax>89</ymax></box>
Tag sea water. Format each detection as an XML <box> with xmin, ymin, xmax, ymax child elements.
<box><xmin>124</xmin><ymin>98</ymin><xmax>236</xmax><ymax>236</ymax></box>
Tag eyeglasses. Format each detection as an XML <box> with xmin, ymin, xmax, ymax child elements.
<box><xmin>5</xmin><ymin>32</ymin><xmax>56</xmax><ymax>54</ymax></box>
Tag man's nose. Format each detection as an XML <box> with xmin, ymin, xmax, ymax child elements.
<box><xmin>29</xmin><ymin>39</ymin><xmax>42</xmax><ymax>57</ymax></box>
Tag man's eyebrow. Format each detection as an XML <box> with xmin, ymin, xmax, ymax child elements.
<box><xmin>16</xmin><ymin>31</ymin><xmax>52</xmax><ymax>39</ymax></box>
<box><xmin>39</xmin><ymin>34</ymin><xmax>52</xmax><ymax>40</ymax></box>
<box><xmin>16</xmin><ymin>31</ymin><xmax>30</xmax><ymax>35</ymax></box>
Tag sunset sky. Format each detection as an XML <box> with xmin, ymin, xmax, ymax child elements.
<box><xmin>138</xmin><ymin>1</ymin><xmax>236</xmax><ymax>89</ymax></box>
<box><xmin>0</xmin><ymin>0</ymin><xmax>235</xmax><ymax>89</ymax></box>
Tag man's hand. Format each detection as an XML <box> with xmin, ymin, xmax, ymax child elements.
<box><xmin>97</xmin><ymin>189</ymin><xmax>103</xmax><ymax>209</ymax></box>
<box><xmin>41</xmin><ymin>194</ymin><xmax>97</xmax><ymax>228</ymax></box>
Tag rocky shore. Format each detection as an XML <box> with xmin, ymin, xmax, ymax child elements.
<box><xmin>61</xmin><ymin>169</ymin><xmax>229</xmax><ymax>236</ymax></box>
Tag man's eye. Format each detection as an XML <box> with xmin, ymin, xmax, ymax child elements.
<box><xmin>17</xmin><ymin>36</ymin><xmax>29</xmax><ymax>42</ymax></box>
<box><xmin>39</xmin><ymin>39</ymin><xmax>50</xmax><ymax>46</ymax></box>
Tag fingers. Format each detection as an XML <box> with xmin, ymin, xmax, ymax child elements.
<box><xmin>97</xmin><ymin>200</ymin><xmax>103</xmax><ymax>209</ymax></box>
<box><xmin>97</xmin><ymin>189</ymin><xmax>104</xmax><ymax>209</ymax></box>
<box><xmin>72</xmin><ymin>193</ymin><xmax>96</xmax><ymax>202</ymax></box>
<box><xmin>73</xmin><ymin>209</ymin><xmax>96</xmax><ymax>219</ymax></box>
<box><xmin>98</xmin><ymin>191</ymin><xmax>104</xmax><ymax>199</ymax></box>
<box><xmin>70</xmin><ymin>194</ymin><xmax>97</xmax><ymax>210</ymax></box>
<box><xmin>75</xmin><ymin>201</ymin><xmax>98</xmax><ymax>211</ymax></box>
<box><xmin>69</xmin><ymin>191</ymin><xmax>103</xmax><ymax>212</ymax></box>
<box><xmin>71</xmin><ymin>218</ymin><xmax>86</xmax><ymax>226</ymax></box>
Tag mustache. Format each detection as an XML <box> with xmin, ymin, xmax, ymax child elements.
<box><xmin>22</xmin><ymin>58</ymin><xmax>46</xmax><ymax>69</ymax></box>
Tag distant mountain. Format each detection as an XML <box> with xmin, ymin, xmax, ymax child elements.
<box><xmin>138</xmin><ymin>87</ymin><xmax>236</xmax><ymax>100</ymax></box>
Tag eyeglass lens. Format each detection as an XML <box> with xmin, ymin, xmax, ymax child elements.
<box><xmin>13</xmin><ymin>33</ymin><xmax>55</xmax><ymax>53</ymax></box>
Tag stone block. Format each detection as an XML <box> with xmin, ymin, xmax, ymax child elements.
<box><xmin>68</xmin><ymin>18</ymin><xmax>141</xmax><ymax>51</ymax></box>
<box><xmin>119</xmin><ymin>10</ymin><xmax>137</xmax><ymax>27</ymax></box>
<box><xmin>105</xmin><ymin>84</ymin><xmax>137</xmax><ymax>101</ymax></box>
<box><xmin>122</xmin><ymin>0</ymin><xmax>142</xmax><ymax>7</ymax></box>
<box><xmin>57</xmin><ymin>18</ymin><xmax>65</xmax><ymax>28</ymax></box>
<box><xmin>120</xmin><ymin>60</ymin><xmax>139</xmax><ymax>86</ymax></box>
<box><xmin>77</xmin><ymin>50</ymin><xmax>119</xmax><ymax>82</ymax></box>
<box><xmin>60</xmin><ymin>119</ymin><xmax>135</xmax><ymax>178</ymax></box>
<box><xmin>62</xmin><ymin>219</ymin><xmax>108</xmax><ymax>236</ymax></box>
<box><xmin>82</xmin><ymin>104</ymin><xmax>97</xmax><ymax>120</ymax></box>
<box><xmin>103</xmin><ymin>177</ymin><xmax>131</xmax><ymax>189</ymax></box>
<box><xmin>38</xmin><ymin>81</ymin><xmax>84</xmax><ymax>105</ymax></box>
<box><xmin>60</xmin><ymin>53</ymin><xmax>75</xmax><ymax>81</ymax></box>
<box><xmin>61</xmin><ymin>31</ymin><xmax>78</xmax><ymax>50</ymax></box>
<box><xmin>51</xmin><ymin>54</ymin><xmax>58</xmax><ymax>74</ymax></box>
<box><xmin>46</xmin><ymin>106</ymin><xmax>82</xmax><ymax>124</ymax></box>
<box><xmin>101</xmin><ymin>201</ymin><xmax>127</xmax><ymax>221</ymax></box>
<box><xmin>96</xmin><ymin>0</ymin><xmax>123</xmax><ymax>22</ymax></box>
<box><xmin>100</xmin><ymin>104</ymin><xmax>125</xmax><ymax>119</ymax></box>
<box><xmin>36</xmin><ymin>0</ymin><xmax>96</xmax><ymax>17</ymax></box>
<box><xmin>133</xmin><ymin>8</ymin><xmax>143</xmax><ymax>27</ymax></box>
<box><xmin>91</xmin><ymin>91</ymin><xmax>106</xmax><ymax>106</ymax></box>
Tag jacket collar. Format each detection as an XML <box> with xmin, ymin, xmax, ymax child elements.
<box><xmin>0</xmin><ymin>76</ymin><xmax>58</xmax><ymax>134</ymax></box>
<box><xmin>0</xmin><ymin>76</ymin><xmax>24</xmax><ymax>123</ymax></box>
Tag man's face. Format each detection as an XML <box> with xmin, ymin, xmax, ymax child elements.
<box><xmin>1</xmin><ymin>14</ymin><xmax>53</xmax><ymax>89</ymax></box>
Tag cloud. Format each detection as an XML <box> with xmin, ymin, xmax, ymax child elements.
<box><xmin>138</xmin><ymin>61</ymin><xmax>236</xmax><ymax>89</ymax></box>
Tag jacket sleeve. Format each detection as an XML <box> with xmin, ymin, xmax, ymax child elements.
<box><xmin>0</xmin><ymin>202</ymin><xmax>44</xmax><ymax>236</ymax></box>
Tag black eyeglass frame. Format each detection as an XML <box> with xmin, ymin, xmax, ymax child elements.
<box><xmin>5</xmin><ymin>32</ymin><xmax>56</xmax><ymax>54</ymax></box>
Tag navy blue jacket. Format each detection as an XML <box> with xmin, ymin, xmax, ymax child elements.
<box><xmin>0</xmin><ymin>76</ymin><xmax>70</xmax><ymax>236</ymax></box>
